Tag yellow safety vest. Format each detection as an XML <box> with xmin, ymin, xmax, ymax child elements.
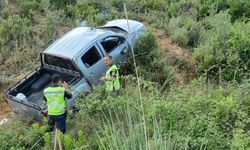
<box><xmin>105</xmin><ymin>64</ymin><xmax>120</xmax><ymax>92</ymax></box>
<box><xmin>44</xmin><ymin>86</ymin><xmax>66</xmax><ymax>115</ymax></box>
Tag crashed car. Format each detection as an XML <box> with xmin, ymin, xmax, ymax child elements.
<box><xmin>5</xmin><ymin>19</ymin><xmax>144</xmax><ymax>120</ymax></box>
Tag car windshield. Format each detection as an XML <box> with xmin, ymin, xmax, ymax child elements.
<box><xmin>43</xmin><ymin>54</ymin><xmax>78</xmax><ymax>72</ymax></box>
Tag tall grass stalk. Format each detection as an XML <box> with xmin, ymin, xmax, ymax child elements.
<box><xmin>95</xmin><ymin>100</ymin><xmax>174</xmax><ymax>150</ymax></box>
<box><xmin>123</xmin><ymin>3</ymin><xmax>149</xmax><ymax>150</ymax></box>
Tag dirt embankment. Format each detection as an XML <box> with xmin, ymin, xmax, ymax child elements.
<box><xmin>0</xmin><ymin>101</ymin><xmax>11</xmax><ymax>120</ymax></box>
<box><xmin>151</xmin><ymin>28</ymin><xmax>196</xmax><ymax>83</ymax></box>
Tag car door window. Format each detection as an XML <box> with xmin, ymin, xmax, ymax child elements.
<box><xmin>81</xmin><ymin>46</ymin><xmax>101</xmax><ymax>68</ymax></box>
<box><xmin>100</xmin><ymin>36</ymin><xmax>125</xmax><ymax>54</ymax></box>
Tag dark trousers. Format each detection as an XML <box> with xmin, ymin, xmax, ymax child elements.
<box><xmin>47</xmin><ymin>112</ymin><xmax>67</xmax><ymax>134</ymax></box>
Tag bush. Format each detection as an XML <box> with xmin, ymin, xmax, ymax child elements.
<box><xmin>194</xmin><ymin>11</ymin><xmax>232</xmax><ymax>81</ymax></box>
<box><xmin>226</xmin><ymin>21</ymin><xmax>250</xmax><ymax>74</ymax></box>
<box><xmin>121</xmin><ymin>30</ymin><xmax>175</xmax><ymax>87</ymax></box>
<box><xmin>143</xmin><ymin>10</ymin><xmax>169</xmax><ymax>30</ymax></box>
<box><xmin>134</xmin><ymin>31</ymin><xmax>158</xmax><ymax>65</ymax></box>
<box><xmin>168</xmin><ymin>15</ymin><xmax>200</xmax><ymax>47</ymax></box>
<box><xmin>1</xmin><ymin>78</ymin><xmax>249</xmax><ymax>149</ymax></box>
<box><xmin>1</xmin><ymin>1</ymin><xmax>250</xmax><ymax>149</ymax></box>
<box><xmin>0</xmin><ymin>120</ymin><xmax>46</xmax><ymax>149</ymax></box>
<box><xmin>170</xmin><ymin>27</ymin><xmax>189</xmax><ymax>46</ymax></box>
<box><xmin>140</xmin><ymin>0</ymin><xmax>168</xmax><ymax>12</ymax></box>
<box><xmin>65</xmin><ymin>78</ymin><xmax>250</xmax><ymax>150</ymax></box>
<box><xmin>0</xmin><ymin>7</ymin><xmax>10</xmax><ymax>19</ymax></box>
<box><xmin>230</xmin><ymin>129</ymin><xmax>250</xmax><ymax>150</ymax></box>
<box><xmin>148</xmin><ymin>79</ymin><xmax>250</xmax><ymax>149</ymax></box>
<box><xmin>194</xmin><ymin>11</ymin><xmax>250</xmax><ymax>82</ymax></box>
<box><xmin>16</xmin><ymin>0</ymin><xmax>47</xmax><ymax>19</ymax></box>
<box><xmin>50</xmin><ymin>0</ymin><xmax>76</xmax><ymax>10</ymax></box>
<box><xmin>0</xmin><ymin>16</ymin><xmax>31</xmax><ymax>65</ymax></box>
<box><xmin>227</xmin><ymin>0</ymin><xmax>250</xmax><ymax>21</ymax></box>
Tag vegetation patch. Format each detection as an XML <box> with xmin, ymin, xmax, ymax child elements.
<box><xmin>0</xmin><ymin>0</ymin><xmax>249</xmax><ymax>149</ymax></box>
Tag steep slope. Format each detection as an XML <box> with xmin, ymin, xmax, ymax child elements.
<box><xmin>151</xmin><ymin>28</ymin><xmax>196</xmax><ymax>83</ymax></box>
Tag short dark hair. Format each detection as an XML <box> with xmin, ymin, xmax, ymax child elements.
<box><xmin>105</xmin><ymin>55</ymin><xmax>112</xmax><ymax>59</ymax></box>
<box><xmin>52</xmin><ymin>75</ymin><xmax>61</xmax><ymax>84</ymax></box>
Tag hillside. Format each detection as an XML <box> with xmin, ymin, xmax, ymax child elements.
<box><xmin>0</xmin><ymin>0</ymin><xmax>250</xmax><ymax>149</ymax></box>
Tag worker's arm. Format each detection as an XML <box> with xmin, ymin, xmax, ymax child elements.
<box><xmin>64</xmin><ymin>91</ymin><xmax>72</xmax><ymax>99</ymax></box>
<box><xmin>99</xmin><ymin>76</ymin><xmax>105</xmax><ymax>81</ymax></box>
<box><xmin>43</xmin><ymin>95</ymin><xmax>47</xmax><ymax>102</ymax></box>
<box><xmin>62</xmin><ymin>81</ymin><xmax>70</xmax><ymax>90</ymax></box>
<box><xmin>61</xmin><ymin>81</ymin><xmax>72</xmax><ymax>99</ymax></box>
<box><xmin>107</xmin><ymin>69</ymin><xmax>117</xmax><ymax>81</ymax></box>
<box><xmin>100</xmin><ymin>69</ymin><xmax>117</xmax><ymax>81</ymax></box>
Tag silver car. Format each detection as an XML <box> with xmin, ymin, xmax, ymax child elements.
<box><xmin>5</xmin><ymin>19</ymin><xmax>144</xmax><ymax>120</ymax></box>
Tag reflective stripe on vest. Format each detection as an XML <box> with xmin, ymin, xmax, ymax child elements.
<box><xmin>44</xmin><ymin>86</ymin><xmax>66</xmax><ymax>115</ymax></box>
<box><xmin>105</xmin><ymin>64</ymin><xmax>120</xmax><ymax>92</ymax></box>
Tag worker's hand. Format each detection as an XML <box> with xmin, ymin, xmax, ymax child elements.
<box><xmin>100</xmin><ymin>76</ymin><xmax>105</xmax><ymax>81</ymax></box>
<box><xmin>62</xmin><ymin>81</ymin><xmax>70</xmax><ymax>90</ymax></box>
<box><xmin>105</xmin><ymin>77</ymin><xmax>114</xmax><ymax>81</ymax></box>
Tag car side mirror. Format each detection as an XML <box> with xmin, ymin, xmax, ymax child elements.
<box><xmin>120</xmin><ymin>37</ymin><xmax>126</xmax><ymax>43</ymax></box>
<box><xmin>121</xmin><ymin>47</ymin><xmax>128</xmax><ymax>54</ymax></box>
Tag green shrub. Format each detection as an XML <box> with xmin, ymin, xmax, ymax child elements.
<box><xmin>1</xmin><ymin>78</ymin><xmax>249</xmax><ymax>149</ymax></box>
<box><xmin>66</xmin><ymin>78</ymin><xmax>250</xmax><ymax>150</ymax></box>
<box><xmin>50</xmin><ymin>0</ymin><xmax>76</xmax><ymax>9</ymax></box>
<box><xmin>43</xmin><ymin>133</ymin><xmax>52</xmax><ymax>149</ymax></box>
<box><xmin>0</xmin><ymin>120</ymin><xmax>45</xmax><ymax>149</ymax></box>
<box><xmin>170</xmin><ymin>27</ymin><xmax>189</xmax><ymax>46</ymax></box>
<box><xmin>226</xmin><ymin>21</ymin><xmax>250</xmax><ymax>74</ymax></box>
<box><xmin>0</xmin><ymin>7</ymin><xmax>10</xmax><ymax>19</ymax></box>
<box><xmin>140</xmin><ymin>0</ymin><xmax>168</xmax><ymax>12</ymax></box>
<box><xmin>121</xmin><ymin>30</ymin><xmax>175</xmax><ymax>87</ymax></box>
<box><xmin>227</xmin><ymin>0</ymin><xmax>250</xmax><ymax>21</ymax></box>
<box><xmin>230</xmin><ymin>129</ymin><xmax>250</xmax><ymax>150</ymax></box>
<box><xmin>145</xmin><ymin>11</ymin><xmax>169</xmax><ymax>30</ymax></box>
<box><xmin>16</xmin><ymin>0</ymin><xmax>47</xmax><ymax>19</ymax></box>
<box><xmin>1</xmin><ymin>1</ymin><xmax>250</xmax><ymax>149</ymax></box>
<box><xmin>134</xmin><ymin>30</ymin><xmax>158</xmax><ymax>65</ymax></box>
<box><xmin>168</xmin><ymin>15</ymin><xmax>199</xmax><ymax>47</ymax></box>
<box><xmin>194</xmin><ymin>11</ymin><xmax>232</xmax><ymax>81</ymax></box>
<box><xmin>0</xmin><ymin>16</ymin><xmax>31</xmax><ymax>64</ymax></box>
<box><xmin>148</xmin><ymin>79</ymin><xmax>250</xmax><ymax>149</ymax></box>
<box><xmin>194</xmin><ymin>11</ymin><xmax>250</xmax><ymax>82</ymax></box>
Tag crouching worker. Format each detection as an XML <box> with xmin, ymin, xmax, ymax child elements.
<box><xmin>100</xmin><ymin>55</ymin><xmax>120</xmax><ymax>93</ymax></box>
<box><xmin>43</xmin><ymin>75</ymin><xmax>72</xmax><ymax>134</ymax></box>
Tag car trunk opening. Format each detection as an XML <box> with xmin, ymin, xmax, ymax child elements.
<box><xmin>7</xmin><ymin>67</ymin><xmax>81</xmax><ymax>109</ymax></box>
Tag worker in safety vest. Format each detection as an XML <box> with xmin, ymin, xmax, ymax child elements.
<box><xmin>43</xmin><ymin>75</ymin><xmax>72</xmax><ymax>134</ymax></box>
<box><xmin>100</xmin><ymin>55</ymin><xmax>120</xmax><ymax>92</ymax></box>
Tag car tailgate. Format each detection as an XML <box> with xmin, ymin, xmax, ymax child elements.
<box><xmin>6</xmin><ymin>94</ymin><xmax>44</xmax><ymax>120</ymax></box>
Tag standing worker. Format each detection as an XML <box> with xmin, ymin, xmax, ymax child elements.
<box><xmin>100</xmin><ymin>55</ymin><xmax>121</xmax><ymax>92</ymax></box>
<box><xmin>43</xmin><ymin>75</ymin><xmax>72</xmax><ymax>134</ymax></box>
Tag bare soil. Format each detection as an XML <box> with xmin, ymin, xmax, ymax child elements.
<box><xmin>150</xmin><ymin>28</ymin><xmax>196</xmax><ymax>83</ymax></box>
<box><xmin>0</xmin><ymin>101</ymin><xmax>11</xmax><ymax>120</ymax></box>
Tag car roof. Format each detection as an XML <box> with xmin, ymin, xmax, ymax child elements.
<box><xmin>102</xmin><ymin>19</ymin><xmax>144</xmax><ymax>34</ymax></box>
<box><xmin>44</xmin><ymin>27</ymin><xmax>108</xmax><ymax>59</ymax></box>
